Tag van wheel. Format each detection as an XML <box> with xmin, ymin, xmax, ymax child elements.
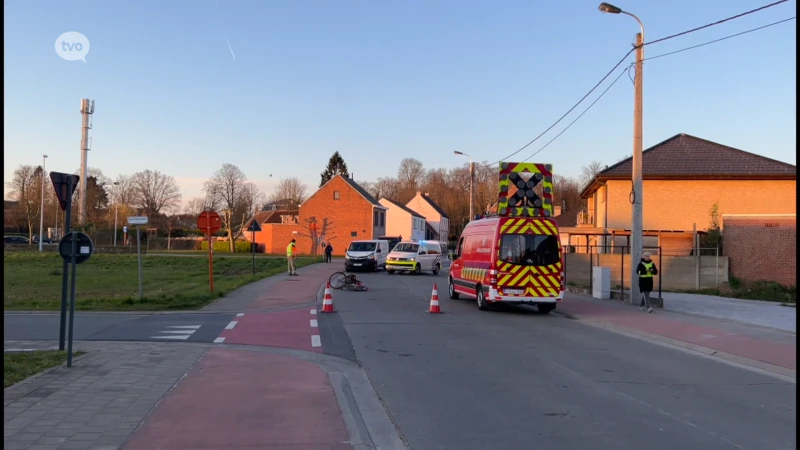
<box><xmin>387</xmin><ymin>270</ymin><xmax>395</xmax><ymax>275</ymax></box>
<box><xmin>476</xmin><ymin>286</ymin><xmax>489</xmax><ymax>311</ymax></box>
<box><xmin>432</xmin><ymin>263</ymin><xmax>440</xmax><ymax>275</ymax></box>
<box><xmin>537</xmin><ymin>303</ymin><xmax>556</xmax><ymax>314</ymax></box>
<box><xmin>414</xmin><ymin>263</ymin><xmax>421</xmax><ymax>275</ymax></box>
<box><xmin>448</xmin><ymin>277</ymin><xmax>459</xmax><ymax>299</ymax></box>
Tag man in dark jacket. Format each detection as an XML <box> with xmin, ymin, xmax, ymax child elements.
<box><xmin>324</xmin><ymin>243</ymin><xmax>333</xmax><ymax>263</ymax></box>
<box><xmin>636</xmin><ymin>251</ymin><xmax>658</xmax><ymax>313</ymax></box>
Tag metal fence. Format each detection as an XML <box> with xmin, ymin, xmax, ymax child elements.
<box><xmin>564</xmin><ymin>245</ymin><xmax>663</xmax><ymax>299</ymax></box>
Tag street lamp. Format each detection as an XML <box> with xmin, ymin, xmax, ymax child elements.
<box><xmin>38</xmin><ymin>154</ymin><xmax>48</xmax><ymax>252</ymax></box>
<box><xmin>599</xmin><ymin>2</ymin><xmax>645</xmax><ymax>305</ymax></box>
<box><xmin>453</xmin><ymin>151</ymin><xmax>474</xmax><ymax>221</ymax></box>
<box><xmin>112</xmin><ymin>181</ymin><xmax>120</xmax><ymax>246</ymax></box>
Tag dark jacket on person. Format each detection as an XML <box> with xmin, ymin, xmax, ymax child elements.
<box><xmin>636</xmin><ymin>259</ymin><xmax>658</xmax><ymax>292</ymax></box>
<box><xmin>325</xmin><ymin>244</ymin><xmax>333</xmax><ymax>255</ymax></box>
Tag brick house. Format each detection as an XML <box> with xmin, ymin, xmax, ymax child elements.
<box><xmin>573</xmin><ymin>133</ymin><xmax>796</xmax><ymax>255</ymax></box>
<box><xmin>244</xmin><ymin>210</ymin><xmax>300</xmax><ymax>254</ymax></box>
<box><xmin>722</xmin><ymin>214</ymin><xmax>796</xmax><ymax>287</ymax></box>
<box><xmin>379</xmin><ymin>198</ymin><xmax>426</xmax><ymax>241</ymax></box>
<box><xmin>406</xmin><ymin>192</ymin><xmax>450</xmax><ymax>241</ymax></box>
<box><xmin>249</xmin><ymin>175</ymin><xmax>387</xmax><ymax>256</ymax></box>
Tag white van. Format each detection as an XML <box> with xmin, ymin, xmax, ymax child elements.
<box><xmin>344</xmin><ymin>240</ymin><xmax>389</xmax><ymax>272</ymax></box>
<box><xmin>385</xmin><ymin>240</ymin><xmax>443</xmax><ymax>275</ymax></box>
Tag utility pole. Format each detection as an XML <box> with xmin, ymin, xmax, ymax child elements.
<box><xmin>598</xmin><ymin>2</ymin><xmax>644</xmax><ymax>304</ymax></box>
<box><xmin>39</xmin><ymin>154</ymin><xmax>48</xmax><ymax>252</ymax></box>
<box><xmin>113</xmin><ymin>181</ymin><xmax>120</xmax><ymax>246</ymax></box>
<box><xmin>78</xmin><ymin>98</ymin><xmax>95</xmax><ymax>226</ymax></box>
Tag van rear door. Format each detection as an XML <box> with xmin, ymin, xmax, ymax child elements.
<box><xmin>496</xmin><ymin>218</ymin><xmax>563</xmax><ymax>297</ymax></box>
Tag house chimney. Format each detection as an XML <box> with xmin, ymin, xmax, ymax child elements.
<box><xmin>553</xmin><ymin>205</ymin><xmax>562</xmax><ymax>217</ymax></box>
<box><xmin>416</xmin><ymin>191</ymin><xmax>421</xmax><ymax>196</ymax></box>
<box><xmin>424</xmin><ymin>192</ymin><xmax>429</xmax><ymax>196</ymax></box>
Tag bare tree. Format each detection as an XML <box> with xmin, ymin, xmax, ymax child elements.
<box><xmin>268</xmin><ymin>177</ymin><xmax>307</xmax><ymax>206</ymax></box>
<box><xmin>370</xmin><ymin>177</ymin><xmax>401</xmax><ymax>202</ymax></box>
<box><xmin>232</xmin><ymin>182</ymin><xmax>265</xmax><ymax>242</ymax></box>
<box><xmin>131</xmin><ymin>170</ymin><xmax>182</xmax><ymax>215</ymax></box>
<box><xmin>203</xmin><ymin>163</ymin><xmax>250</xmax><ymax>251</ymax></box>
<box><xmin>184</xmin><ymin>197</ymin><xmax>208</xmax><ymax>216</ymax></box>
<box><xmin>397</xmin><ymin>158</ymin><xmax>426</xmax><ymax>202</ymax></box>
<box><xmin>6</xmin><ymin>165</ymin><xmax>41</xmax><ymax>242</ymax></box>
<box><xmin>295</xmin><ymin>216</ymin><xmax>336</xmax><ymax>257</ymax></box>
<box><xmin>112</xmin><ymin>174</ymin><xmax>137</xmax><ymax>207</ymax></box>
<box><xmin>552</xmin><ymin>175</ymin><xmax>583</xmax><ymax>213</ymax></box>
<box><xmin>580</xmin><ymin>160</ymin><xmax>605</xmax><ymax>187</ymax></box>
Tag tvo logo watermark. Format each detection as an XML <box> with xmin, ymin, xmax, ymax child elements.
<box><xmin>55</xmin><ymin>32</ymin><xmax>90</xmax><ymax>62</ymax></box>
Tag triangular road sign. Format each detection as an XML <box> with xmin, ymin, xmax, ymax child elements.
<box><xmin>247</xmin><ymin>219</ymin><xmax>262</xmax><ymax>232</ymax></box>
<box><xmin>50</xmin><ymin>172</ymin><xmax>80</xmax><ymax>211</ymax></box>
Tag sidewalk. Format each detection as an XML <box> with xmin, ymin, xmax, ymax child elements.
<box><xmin>3</xmin><ymin>339</ymin><xmax>397</xmax><ymax>450</ymax></box>
<box><xmin>660</xmin><ymin>292</ymin><xmax>796</xmax><ymax>333</ymax></box>
<box><xmin>558</xmin><ymin>293</ymin><xmax>796</xmax><ymax>378</ymax></box>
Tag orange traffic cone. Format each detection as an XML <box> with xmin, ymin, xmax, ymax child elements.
<box><xmin>427</xmin><ymin>283</ymin><xmax>441</xmax><ymax>314</ymax></box>
<box><xmin>321</xmin><ymin>282</ymin><xmax>336</xmax><ymax>313</ymax></box>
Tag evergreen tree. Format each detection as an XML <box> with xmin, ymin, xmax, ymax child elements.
<box><xmin>320</xmin><ymin>151</ymin><xmax>350</xmax><ymax>187</ymax></box>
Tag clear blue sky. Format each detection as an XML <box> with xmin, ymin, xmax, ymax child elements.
<box><xmin>4</xmin><ymin>0</ymin><xmax>796</xmax><ymax>203</ymax></box>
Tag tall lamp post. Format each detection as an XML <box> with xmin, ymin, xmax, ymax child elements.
<box><xmin>453</xmin><ymin>151</ymin><xmax>474</xmax><ymax>221</ymax></box>
<box><xmin>38</xmin><ymin>154</ymin><xmax>48</xmax><ymax>252</ymax></box>
<box><xmin>599</xmin><ymin>2</ymin><xmax>644</xmax><ymax>304</ymax></box>
<box><xmin>112</xmin><ymin>181</ymin><xmax>120</xmax><ymax>246</ymax></box>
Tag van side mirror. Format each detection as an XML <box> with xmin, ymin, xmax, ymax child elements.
<box><xmin>376</xmin><ymin>248</ymin><xmax>381</xmax><ymax>253</ymax></box>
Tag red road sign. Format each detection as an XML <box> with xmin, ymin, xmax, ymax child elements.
<box><xmin>197</xmin><ymin>211</ymin><xmax>222</xmax><ymax>234</ymax></box>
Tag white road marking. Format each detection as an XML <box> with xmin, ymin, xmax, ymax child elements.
<box><xmin>166</xmin><ymin>325</ymin><xmax>202</xmax><ymax>329</ymax></box>
<box><xmin>311</xmin><ymin>335</ymin><xmax>321</xmax><ymax>347</ymax></box>
<box><xmin>310</xmin><ymin>309</ymin><xmax>317</xmax><ymax>315</ymax></box>
<box><xmin>225</xmin><ymin>321</ymin><xmax>238</xmax><ymax>330</ymax></box>
<box><xmin>160</xmin><ymin>330</ymin><xmax>197</xmax><ymax>334</ymax></box>
<box><xmin>150</xmin><ymin>335</ymin><xmax>192</xmax><ymax>340</ymax></box>
<box><xmin>310</xmin><ymin>319</ymin><xmax>318</xmax><ymax>328</ymax></box>
<box><xmin>213</xmin><ymin>337</ymin><xmax>226</xmax><ymax>343</ymax></box>
<box><xmin>151</xmin><ymin>324</ymin><xmax>202</xmax><ymax>340</ymax></box>
<box><xmin>236</xmin><ymin>313</ymin><xmax>245</xmax><ymax>317</ymax></box>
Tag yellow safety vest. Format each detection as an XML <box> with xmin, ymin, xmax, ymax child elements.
<box><xmin>286</xmin><ymin>243</ymin><xmax>295</xmax><ymax>257</ymax></box>
<box><xmin>640</xmin><ymin>261</ymin><xmax>654</xmax><ymax>278</ymax></box>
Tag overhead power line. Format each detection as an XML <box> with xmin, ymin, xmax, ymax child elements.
<box><xmin>647</xmin><ymin>0</ymin><xmax>789</xmax><ymax>45</ymax></box>
<box><xmin>486</xmin><ymin>0</ymin><xmax>793</xmax><ymax>167</ymax></box>
<box><xmin>518</xmin><ymin>16</ymin><xmax>797</xmax><ymax>163</ymax></box>
<box><xmin>646</xmin><ymin>16</ymin><xmax>796</xmax><ymax>61</ymax></box>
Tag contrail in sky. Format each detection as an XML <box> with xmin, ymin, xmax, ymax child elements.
<box><xmin>215</xmin><ymin>0</ymin><xmax>236</xmax><ymax>60</ymax></box>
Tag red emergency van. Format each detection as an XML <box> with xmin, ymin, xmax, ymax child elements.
<box><xmin>448</xmin><ymin>216</ymin><xmax>564</xmax><ymax>313</ymax></box>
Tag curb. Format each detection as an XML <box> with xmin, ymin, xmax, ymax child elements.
<box><xmin>560</xmin><ymin>313</ymin><xmax>796</xmax><ymax>383</ymax></box>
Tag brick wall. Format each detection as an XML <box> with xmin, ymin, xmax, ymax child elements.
<box><xmin>297</xmin><ymin>176</ymin><xmax>376</xmax><ymax>256</ymax></box>
<box><xmin>592</xmin><ymin>179</ymin><xmax>796</xmax><ymax>231</ymax></box>
<box><xmin>722</xmin><ymin>215</ymin><xmax>796</xmax><ymax>286</ymax></box>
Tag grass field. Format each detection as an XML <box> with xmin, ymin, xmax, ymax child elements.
<box><xmin>4</xmin><ymin>350</ymin><xmax>86</xmax><ymax>388</ymax></box>
<box><xmin>4</xmin><ymin>252</ymin><xmax>322</xmax><ymax>311</ymax></box>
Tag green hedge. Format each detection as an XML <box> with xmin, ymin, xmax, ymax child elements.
<box><xmin>199</xmin><ymin>240</ymin><xmax>252</xmax><ymax>253</ymax></box>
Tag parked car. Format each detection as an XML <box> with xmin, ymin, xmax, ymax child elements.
<box><xmin>344</xmin><ymin>240</ymin><xmax>389</xmax><ymax>272</ymax></box>
<box><xmin>32</xmin><ymin>235</ymin><xmax>55</xmax><ymax>244</ymax></box>
<box><xmin>4</xmin><ymin>236</ymin><xmax>30</xmax><ymax>244</ymax></box>
<box><xmin>385</xmin><ymin>240</ymin><xmax>443</xmax><ymax>275</ymax></box>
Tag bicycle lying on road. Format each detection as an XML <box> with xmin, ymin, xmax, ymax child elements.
<box><xmin>329</xmin><ymin>271</ymin><xmax>368</xmax><ymax>291</ymax></box>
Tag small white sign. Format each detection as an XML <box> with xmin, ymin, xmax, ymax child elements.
<box><xmin>80</xmin><ymin>246</ymin><xmax>90</xmax><ymax>254</ymax></box>
<box><xmin>127</xmin><ymin>216</ymin><xmax>148</xmax><ymax>225</ymax></box>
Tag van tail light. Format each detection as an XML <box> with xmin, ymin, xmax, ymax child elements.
<box><xmin>489</xmin><ymin>269</ymin><xmax>498</xmax><ymax>288</ymax></box>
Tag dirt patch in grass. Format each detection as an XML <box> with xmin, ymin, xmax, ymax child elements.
<box><xmin>4</xmin><ymin>252</ymin><xmax>322</xmax><ymax>311</ymax></box>
<box><xmin>4</xmin><ymin>350</ymin><xmax>86</xmax><ymax>388</ymax></box>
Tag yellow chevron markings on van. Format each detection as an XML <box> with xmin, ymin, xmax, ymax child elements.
<box><xmin>509</xmin><ymin>270</ymin><xmax>528</xmax><ymax>286</ymax></box>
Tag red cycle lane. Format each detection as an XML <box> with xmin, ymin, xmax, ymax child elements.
<box><xmin>217</xmin><ymin>308</ymin><xmax>321</xmax><ymax>352</ymax></box>
<box><xmin>246</xmin><ymin>263</ymin><xmax>333</xmax><ymax>311</ymax></box>
<box><xmin>560</xmin><ymin>295</ymin><xmax>796</xmax><ymax>371</ymax></box>
<box><xmin>124</xmin><ymin>348</ymin><xmax>350</xmax><ymax>450</ymax></box>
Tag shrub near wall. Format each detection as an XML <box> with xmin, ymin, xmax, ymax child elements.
<box><xmin>199</xmin><ymin>240</ymin><xmax>252</xmax><ymax>253</ymax></box>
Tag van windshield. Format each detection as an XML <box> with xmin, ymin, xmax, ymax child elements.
<box><xmin>499</xmin><ymin>235</ymin><xmax>559</xmax><ymax>266</ymax></box>
<box><xmin>348</xmin><ymin>242</ymin><xmax>376</xmax><ymax>252</ymax></box>
<box><xmin>393</xmin><ymin>243</ymin><xmax>419</xmax><ymax>253</ymax></box>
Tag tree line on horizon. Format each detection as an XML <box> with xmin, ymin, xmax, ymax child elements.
<box><xmin>4</xmin><ymin>154</ymin><xmax>605</xmax><ymax>247</ymax></box>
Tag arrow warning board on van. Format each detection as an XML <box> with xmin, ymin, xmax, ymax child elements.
<box><xmin>497</xmin><ymin>162</ymin><xmax>554</xmax><ymax>218</ymax></box>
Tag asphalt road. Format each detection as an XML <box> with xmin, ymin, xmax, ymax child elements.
<box><xmin>3</xmin><ymin>312</ymin><xmax>235</xmax><ymax>343</ymax></box>
<box><xmin>319</xmin><ymin>271</ymin><xmax>797</xmax><ymax>450</ymax></box>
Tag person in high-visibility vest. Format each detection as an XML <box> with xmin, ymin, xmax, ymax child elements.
<box><xmin>287</xmin><ymin>239</ymin><xmax>298</xmax><ymax>276</ymax></box>
<box><xmin>636</xmin><ymin>251</ymin><xmax>658</xmax><ymax>313</ymax></box>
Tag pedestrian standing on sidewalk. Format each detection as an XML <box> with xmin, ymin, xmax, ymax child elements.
<box><xmin>324</xmin><ymin>243</ymin><xmax>333</xmax><ymax>263</ymax></box>
<box><xmin>637</xmin><ymin>251</ymin><xmax>658</xmax><ymax>313</ymax></box>
<box><xmin>286</xmin><ymin>239</ymin><xmax>298</xmax><ymax>276</ymax></box>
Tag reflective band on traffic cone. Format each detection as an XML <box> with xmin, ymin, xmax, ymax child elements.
<box><xmin>427</xmin><ymin>283</ymin><xmax>441</xmax><ymax>314</ymax></box>
<box><xmin>321</xmin><ymin>282</ymin><xmax>336</xmax><ymax>313</ymax></box>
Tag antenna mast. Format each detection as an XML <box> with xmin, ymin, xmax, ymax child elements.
<box><xmin>78</xmin><ymin>98</ymin><xmax>95</xmax><ymax>225</ymax></box>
